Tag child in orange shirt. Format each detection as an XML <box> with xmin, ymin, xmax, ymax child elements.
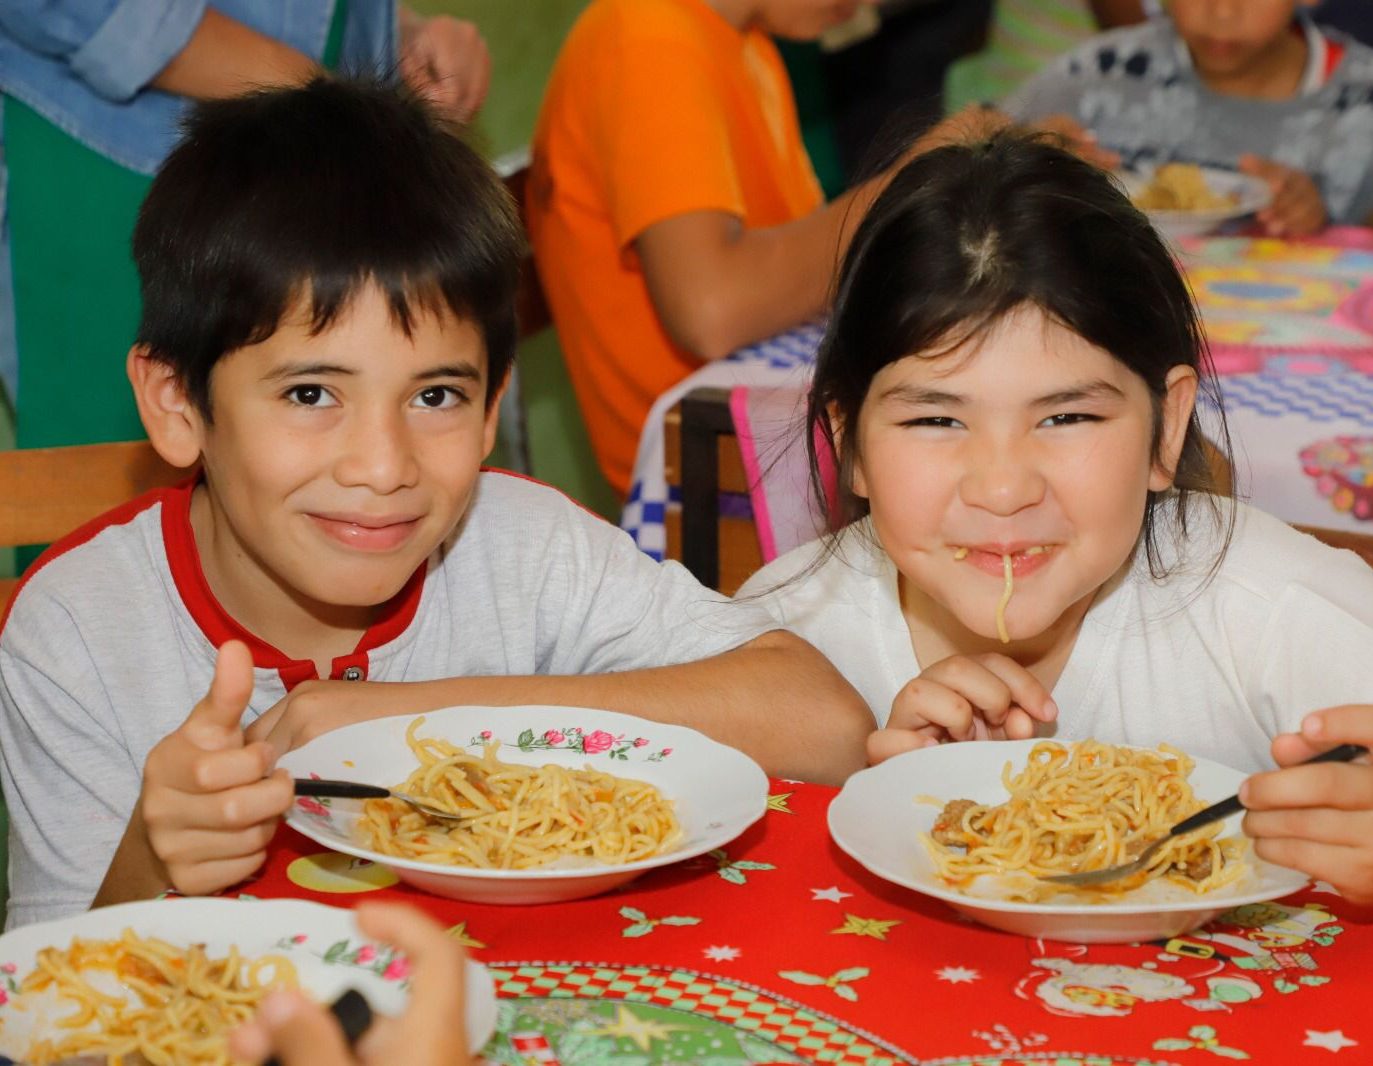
<box><xmin>529</xmin><ymin>0</ymin><xmax>872</xmax><ymax>496</ymax></box>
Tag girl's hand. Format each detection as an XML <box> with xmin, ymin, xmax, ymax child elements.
<box><xmin>140</xmin><ymin>641</ymin><xmax>290</xmax><ymax>895</ymax></box>
<box><xmin>399</xmin><ymin>11</ymin><xmax>491</xmax><ymax>124</ymax></box>
<box><xmin>231</xmin><ymin>903</ymin><xmax>472</xmax><ymax>1066</ymax></box>
<box><xmin>1239</xmin><ymin>155</ymin><xmax>1327</xmax><ymax>237</ymax></box>
<box><xmin>869</xmin><ymin>654</ymin><xmax>1058</xmax><ymax>763</ymax></box>
<box><xmin>1241</xmin><ymin>705</ymin><xmax>1373</xmax><ymax>903</ymax></box>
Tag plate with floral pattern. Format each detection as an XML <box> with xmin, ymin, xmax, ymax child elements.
<box><xmin>0</xmin><ymin>897</ymin><xmax>497</xmax><ymax>1062</ymax></box>
<box><xmin>279</xmin><ymin>705</ymin><xmax>770</xmax><ymax>904</ymax></box>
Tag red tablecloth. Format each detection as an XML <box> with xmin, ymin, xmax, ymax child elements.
<box><xmin>241</xmin><ymin>780</ymin><xmax>1371</xmax><ymax>1066</ymax></box>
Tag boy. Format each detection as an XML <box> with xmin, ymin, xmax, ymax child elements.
<box><xmin>0</xmin><ymin>77</ymin><xmax>871</xmax><ymax>929</ymax></box>
<box><xmin>1004</xmin><ymin>0</ymin><xmax>1373</xmax><ymax>235</ymax></box>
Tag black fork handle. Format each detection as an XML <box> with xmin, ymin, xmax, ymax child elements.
<box><xmin>1170</xmin><ymin>743</ymin><xmax>1368</xmax><ymax>838</ymax></box>
<box><xmin>294</xmin><ymin>778</ymin><xmax>391</xmax><ymax>800</ymax></box>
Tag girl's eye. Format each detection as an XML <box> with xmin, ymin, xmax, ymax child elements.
<box><xmin>413</xmin><ymin>386</ymin><xmax>465</xmax><ymax>409</ymax></box>
<box><xmin>285</xmin><ymin>385</ymin><xmax>337</xmax><ymax>408</ymax></box>
<box><xmin>902</xmin><ymin>416</ymin><xmax>964</xmax><ymax>429</ymax></box>
<box><xmin>1039</xmin><ymin>412</ymin><xmax>1101</xmax><ymax>428</ymax></box>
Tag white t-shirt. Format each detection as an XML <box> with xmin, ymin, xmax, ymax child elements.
<box><xmin>0</xmin><ymin>472</ymin><xmax>773</xmax><ymax>928</ymax></box>
<box><xmin>739</xmin><ymin>498</ymin><xmax>1373</xmax><ymax>774</ymax></box>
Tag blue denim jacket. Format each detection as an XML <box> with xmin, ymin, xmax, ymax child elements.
<box><xmin>0</xmin><ymin>0</ymin><xmax>397</xmax><ymax>401</ymax></box>
<box><xmin>0</xmin><ymin>0</ymin><xmax>397</xmax><ymax>174</ymax></box>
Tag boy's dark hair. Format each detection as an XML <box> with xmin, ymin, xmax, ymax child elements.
<box><xmin>810</xmin><ymin>129</ymin><xmax>1233</xmax><ymax>576</ymax></box>
<box><xmin>133</xmin><ymin>75</ymin><xmax>523</xmax><ymax>414</ymax></box>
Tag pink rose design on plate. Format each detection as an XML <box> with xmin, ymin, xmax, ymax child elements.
<box><xmin>633</xmin><ymin>737</ymin><xmax>649</xmax><ymax>747</ymax></box>
<box><xmin>0</xmin><ymin>988</ymin><xmax>8</xmax><ymax>1006</ymax></box>
<box><xmin>582</xmin><ymin>730</ymin><xmax>616</xmax><ymax>755</ymax></box>
<box><xmin>296</xmin><ymin>797</ymin><xmax>329</xmax><ymax>818</ymax></box>
<box><xmin>543</xmin><ymin>729</ymin><xmax>566</xmax><ymax>745</ymax></box>
<box><xmin>480</xmin><ymin>730</ymin><xmax>493</xmax><ymax>740</ymax></box>
<box><xmin>382</xmin><ymin>957</ymin><xmax>410</xmax><ymax>981</ymax></box>
<box><xmin>355</xmin><ymin>945</ymin><xmax>377</xmax><ymax>964</ymax></box>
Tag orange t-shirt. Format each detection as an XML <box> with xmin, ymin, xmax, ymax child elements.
<box><xmin>528</xmin><ymin>0</ymin><xmax>823</xmax><ymax>496</ymax></box>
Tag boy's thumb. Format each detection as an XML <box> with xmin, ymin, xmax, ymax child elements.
<box><xmin>231</xmin><ymin>989</ymin><xmax>354</xmax><ymax>1066</ymax></box>
<box><xmin>195</xmin><ymin>640</ymin><xmax>256</xmax><ymax>731</ymax></box>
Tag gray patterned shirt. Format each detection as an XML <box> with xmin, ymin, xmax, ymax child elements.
<box><xmin>1006</xmin><ymin>17</ymin><xmax>1373</xmax><ymax>224</ymax></box>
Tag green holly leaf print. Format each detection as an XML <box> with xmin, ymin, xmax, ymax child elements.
<box><xmin>622</xmin><ymin>922</ymin><xmax>655</xmax><ymax>938</ymax></box>
<box><xmin>1298</xmin><ymin>976</ymin><xmax>1330</xmax><ymax>986</ymax></box>
<box><xmin>779</xmin><ymin>970</ymin><xmax>826</xmax><ymax>986</ymax></box>
<box><xmin>834</xmin><ymin>983</ymin><xmax>859</xmax><ymax>1002</ymax></box>
<box><xmin>1189</xmin><ymin>1026</ymin><xmax>1218</xmax><ymax>1041</ymax></box>
<box><xmin>833</xmin><ymin>967</ymin><xmax>870</xmax><ymax>982</ymax></box>
<box><xmin>732</xmin><ymin>860</ymin><xmax>775</xmax><ymax>871</ymax></box>
<box><xmin>1154</xmin><ymin>1039</ymin><xmax>1195</xmax><ymax>1051</ymax></box>
<box><xmin>1275</xmin><ymin>979</ymin><xmax>1299</xmax><ymax>994</ymax></box>
<box><xmin>718</xmin><ymin>867</ymin><xmax>746</xmax><ymax>885</ymax></box>
<box><xmin>1211</xmin><ymin>1047</ymin><xmax>1250</xmax><ymax>1059</ymax></box>
<box><xmin>659</xmin><ymin>916</ymin><xmax>701</xmax><ymax>926</ymax></box>
<box><xmin>619</xmin><ymin>907</ymin><xmax>648</xmax><ymax>922</ymax></box>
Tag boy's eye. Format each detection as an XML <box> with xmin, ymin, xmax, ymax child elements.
<box><xmin>413</xmin><ymin>386</ymin><xmax>465</xmax><ymax>409</ymax></box>
<box><xmin>1039</xmin><ymin>412</ymin><xmax>1101</xmax><ymax>428</ymax></box>
<box><xmin>285</xmin><ymin>384</ymin><xmax>337</xmax><ymax>407</ymax></box>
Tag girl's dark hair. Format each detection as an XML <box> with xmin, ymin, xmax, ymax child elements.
<box><xmin>133</xmin><ymin>75</ymin><xmax>523</xmax><ymax>415</ymax></box>
<box><xmin>809</xmin><ymin>130</ymin><xmax>1232</xmax><ymax>575</ymax></box>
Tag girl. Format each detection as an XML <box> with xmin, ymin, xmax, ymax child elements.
<box><xmin>739</xmin><ymin>131</ymin><xmax>1373</xmax><ymax>902</ymax></box>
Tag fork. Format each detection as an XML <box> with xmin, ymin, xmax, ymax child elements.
<box><xmin>1038</xmin><ymin>743</ymin><xmax>1368</xmax><ymax>887</ymax></box>
<box><xmin>294</xmin><ymin>778</ymin><xmax>468</xmax><ymax>823</ymax></box>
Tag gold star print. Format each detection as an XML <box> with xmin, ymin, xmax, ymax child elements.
<box><xmin>767</xmin><ymin>791</ymin><xmax>794</xmax><ymax>813</ymax></box>
<box><xmin>446</xmin><ymin>921</ymin><xmax>485</xmax><ymax>950</ymax></box>
<box><xmin>832</xmin><ymin>914</ymin><xmax>901</xmax><ymax>940</ymax></box>
<box><xmin>591</xmin><ymin>1005</ymin><xmax>689</xmax><ymax>1052</ymax></box>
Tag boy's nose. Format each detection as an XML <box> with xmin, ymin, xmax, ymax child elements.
<box><xmin>334</xmin><ymin>410</ymin><xmax>421</xmax><ymax>493</ymax></box>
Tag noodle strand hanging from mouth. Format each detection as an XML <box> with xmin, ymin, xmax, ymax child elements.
<box><xmin>995</xmin><ymin>554</ymin><xmax>1013</xmax><ymax>643</ymax></box>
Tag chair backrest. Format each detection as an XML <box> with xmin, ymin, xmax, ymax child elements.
<box><xmin>0</xmin><ymin>440</ymin><xmax>186</xmax><ymax>613</ymax></box>
<box><xmin>1295</xmin><ymin>524</ymin><xmax>1373</xmax><ymax>570</ymax></box>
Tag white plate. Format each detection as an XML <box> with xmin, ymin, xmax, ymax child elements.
<box><xmin>0</xmin><ymin>898</ymin><xmax>496</xmax><ymax>1060</ymax></box>
<box><xmin>1119</xmin><ymin>164</ymin><xmax>1271</xmax><ymax>238</ymax></box>
<box><xmin>279</xmin><ymin>705</ymin><xmax>770</xmax><ymax>904</ymax></box>
<box><xmin>828</xmin><ymin>740</ymin><xmax>1308</xmax><ymax>944</ymax></box>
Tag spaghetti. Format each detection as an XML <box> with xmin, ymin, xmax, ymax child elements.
<box><xmin>923</xmin><ymin>740</ymin><xmax>1246</xmax><ymax>897</ymax></box>
<box><xmin>359</xmin><ymin>718</ymin><xmax>681</xmax><ymax>869</ymax></box>
<box><xmin>15</xmin><ymin>929</ymin><xmax>296</xmax><ymax>1066</ymax></box>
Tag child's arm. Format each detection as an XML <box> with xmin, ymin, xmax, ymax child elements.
<box><xmin>93</xmin><ymin>641</ymin><xmax>293</xmax><ymax>907</ymax></box>
<box><xmin>150</xmin><ymin>8</ymin><xmax>317</xmax><ymax>100</ymax></box>
<box><xmin>1238</xmin><ymin>155</ymin><xmax>1327</xmax><ymax>237</ymax></box>
<box><xmin>247</xmin><ymin>629</ymin><xmax>871</xmax><ymax>786</ymax></box>
<box><xmin>231</xmin><ymin>903</ymin><xmax>472</xmax><ymax>1066</ymax></box>
<box><xmin>870</xmin><ymin>653</ymin><xmax>1060</xmax><ymax>764</ymax></box>
<box><xmin>1240</xmin><ymin>705</ymin><xmax>1373</xmax><ymax>903</ymax></box>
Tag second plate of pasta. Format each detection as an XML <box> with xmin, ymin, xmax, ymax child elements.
<box><xmin>280</xmin><ymin>705</ymin><xmax>770</xmax><ymax>904</ymax></box>
<box><xmin>828</xmin><ymin>739</ymin><xmax>1307</xmax><ymax>943</ymax></box>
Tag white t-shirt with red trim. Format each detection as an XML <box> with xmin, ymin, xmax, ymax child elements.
<box><xmin>0</xmin><ymin>471</ymin><xmax>770</xmax><ymax>928</ymax></box>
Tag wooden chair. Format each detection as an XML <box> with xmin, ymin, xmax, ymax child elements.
<box><xmin>0</xmin><ymin>440</ymin><xmax>186</xmax><ymax>613</ymax></box>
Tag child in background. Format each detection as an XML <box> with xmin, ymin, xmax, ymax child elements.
<box><xmin>0</xmin><ymin>77</ymin><xmax>872</xmax><ymax>929</ymax></box>
<box><xmin>1003</xmin><ymin>0</ymin><xmax>1373</xmax><ymax>235</ymax></box>
<box><xmin>739</xmin><ymin>132</ymin><xmax>1373</xmax><ymax>902</ymax></box>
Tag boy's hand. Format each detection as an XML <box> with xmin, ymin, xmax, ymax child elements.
<box><xmin>1239</xmin><ymin>155</ymin><xmax>1327</xmax><ymax>237</ymax></box>
<box><xmin>400</xmin><ymin>13</ymin><xmax>490</xmax><ymax>123</ymax></box>
<box><xmin>869</xmin><ymin>654</ymin><xmax>1058</xmax><ymax>764</ymax></box>
<box><xmin>1241</xmin><ymin>705</ymin><xmax>1373</xmax><ymax>903</ymax></box>
<box><xmin>231</xmin><ymin>903</ymin><xmax>472</xmax><ymax>1066</ymax></box>
<box><xmin>139</xmin><ymin>641</ymin><xmax>291</xmax><ymax>895</ymax></box>
<box><xmin>246</xmin><ymin>679</ymin><xmax>423</xmax><ymax>757</ymax></box>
